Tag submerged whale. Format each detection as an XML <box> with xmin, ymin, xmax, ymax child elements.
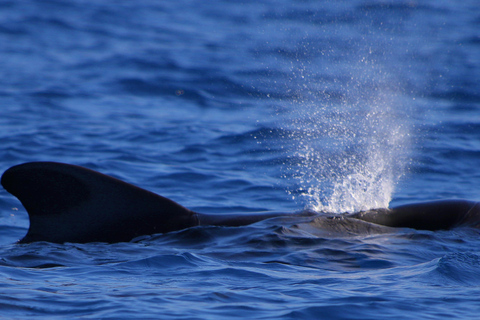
<box><xmin>1</xmin><ymin>162</ymin><xmax>480</xmax><ymax>243</ymax></box>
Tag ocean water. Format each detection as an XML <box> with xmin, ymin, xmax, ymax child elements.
<box><xmin>1</xmin><ymin>0</ymin><xmax>480</xmax><ymax>319</ymax></box>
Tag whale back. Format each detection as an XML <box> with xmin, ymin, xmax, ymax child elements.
<box><xmin>351</xmin><ymin>200</ymin><xmax>478</xmax><ymax>230</ymax></box>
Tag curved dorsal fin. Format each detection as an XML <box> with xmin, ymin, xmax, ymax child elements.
<box><xmin>1</xmin><ymin>162</ymin><xmax>198</xmax><ymax>243</ymax></box>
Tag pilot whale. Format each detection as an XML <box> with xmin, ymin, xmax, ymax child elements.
<box><xmin>2</xmin><ymin>161</ymin><xmax>480</xmax><ymax>243</ymax></box>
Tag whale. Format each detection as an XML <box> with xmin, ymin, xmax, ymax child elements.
<box><xmin>2</xmin><ymin>161</ymin><xmax>480</xmax><ymax>244</ymax></box>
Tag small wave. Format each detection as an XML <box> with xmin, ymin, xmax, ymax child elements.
<box><xmin>430</xmin><ymin>252</ymin><xmax>480</xmax><ymax>286</ymax></box>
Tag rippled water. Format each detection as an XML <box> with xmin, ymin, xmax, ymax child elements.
<box><xmin>1</xmin><ymin>0</ymin><xmax>480</xmax><ymax>319</ymax></box>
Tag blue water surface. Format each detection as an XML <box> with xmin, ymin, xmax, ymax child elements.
<box><xmin>1</xmin><ymin>0</ymin><xmax>480</xmax><ymax>319</ymax></box>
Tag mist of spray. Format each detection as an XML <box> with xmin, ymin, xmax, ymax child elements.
<box><xmin>283</xmin><ymin>62</ymin><xmax>410</xmax><ymax>213</ymax></box>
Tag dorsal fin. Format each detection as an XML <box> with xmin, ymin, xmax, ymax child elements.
<box><xmin>1</xmin><ymin>162</ymin><xmax>199</xmax><ymax>243</ymax></box>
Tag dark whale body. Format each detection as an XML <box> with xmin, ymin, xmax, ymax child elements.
<box><xmin>2</xmin><ymin>162</ymin><xmax>479</xmax><ymax>244</ymax></box>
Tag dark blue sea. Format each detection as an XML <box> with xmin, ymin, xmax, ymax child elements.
<box><xmin>1</xmin><ymin>0</ymin><xmax>480</xmax><ymax>318</ymax></box>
